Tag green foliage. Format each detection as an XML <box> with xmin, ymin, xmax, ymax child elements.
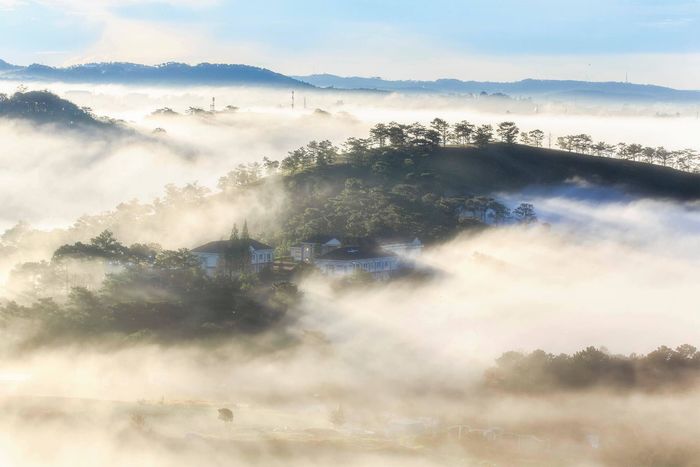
<box><xmin>496</xmin><ymin>121</ymin><xmax>519</xmax><ymax>144</ymax></box>
<box><xmin>282</xmin><ymin>173</ymin><xmax>461</xmax><ymax>242</ymax></box>
<box><xmin>53</xmin><ymin>230</ymin><xmax>159</xmax><ymax>264</ymax></box>
<box><xmin>452</xmin><ymin>120</ymin><xmax>475</xmax><ymax>145</ymax></box>
<box><xmin>486</xmin><ymin>345</ymin><xmax>700</xmax><ymax>392</ymax></box>
<box><xmin>281</xmin><ymin>140</ymin><xmax>339</xmax><ymax>174</ymax></box>
<box><xmin>0</xmin><ymin>90</ymin><xmax>110</xmax><ymax>127</ymax></box>
<box><xmin>218</xmin><ymin>163</ymin><xmax>262</xmax><ymax>192</ymax></box>
<box><xmin>0</xmin><ymin>256</ymin><xmax>298</xmax><ymax>346</ymax></box>
<box><xmin>473</xmin><ymin>124</ymin><xmax>494</xmax><ymax>147</ymax></box>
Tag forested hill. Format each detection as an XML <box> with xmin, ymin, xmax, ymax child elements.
<box><xmin>265</xmin><ymin>137</ymin><xmax>700</xmax><ymax>244</ymax></box>
<box><xmin>0</xmin><ymin>90</ymin><xmax>116</xmax><ymax>128</ymax></box>
<box><xmin>0</xmin><ymin>61</ymin><xmax>311</xmax><ymax>87</ymax></box>
<box><xmin>284</xmin><ymin>143</ymin><xmax>700</xmax><ymax>202</ymax></box>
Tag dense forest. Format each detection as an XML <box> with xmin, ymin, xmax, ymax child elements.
<box><xmin>1</xmin><ymin>230</ymin><xmax>298</xmax><ymax>348</ymax></box>
<box><xmin>0</xmin><ymin>90</ymin><xmax>118</xmax><ymax>127</ymax></box>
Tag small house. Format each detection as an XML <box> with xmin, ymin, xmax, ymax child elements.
<box><xmin>290</xmin><ymin>235</ymin><xmax>342</xmax><ymax>262</ymax></box>
<box><xmin>192</xmin><ymin>239</ymin><xmax>274</xmax><ymax>275</ymax></box>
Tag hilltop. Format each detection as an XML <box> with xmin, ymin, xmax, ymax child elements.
<box><xmin>258</xmin><ymin>136</ymin><xmax>700</xmax><ymax>244</ymax></box>
<box><xmin>0</xmin><ymin>90</ymin><xmax>116</xmax><ymax>128</ymax></box>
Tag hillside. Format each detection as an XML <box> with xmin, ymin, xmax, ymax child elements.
<box><xmin>288</xmin><ymin>144</ymin><xmax>700</xmax><ymax>202</ymax></box>
<box><xmin>0</xmin><ymin>90</ymin><xmax>114</xmax><ymax>127</ymax></box>
<box><xmin>267</xmin><ymin>141</ymin><xmax>700</xmax><ymax>245</ymax></box>
<box><xmin>432</xmin><ymin>145</ymin><xmax>700</xmax><ymax>199</ymax></box>
<box><xmin>296</xmin><ymin>74</ymin><xmax>700</xmax><ymax>103</ymax></box>
<box><xmin>0</xmin><ymin>61</ymin><xmax>312</xmax><ymax>87</ymax></box>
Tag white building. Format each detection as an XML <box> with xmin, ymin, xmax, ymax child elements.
<box><xmin>192</xmin><ymin>239</ymin><xmax>274</xmax><ymax>275</ymax></box>
<box><xmin>314</xmin><ymin>246</ymin><xmax>399</xmax><ymax>280</ymax></box>
<box><xmin>290</xmin><ymin>235</ymin><xmax>342</xmax><ymax>262</ymax></box>
<box><xmin>377</xmin><ymin>236</ymin><xmax>423</xmax><ymax>258</ymax></box>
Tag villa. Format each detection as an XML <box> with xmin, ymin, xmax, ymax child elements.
<box><xmin>192</xmin><ymin>239</ymin><xmax>274</xmax><ymax>275</ymax></box>
<box><xmin>313</xmin><ymin>246</ymin><xmax>399</xmax><ymax>280</ymax></box>
<box><xmin>290</xmin><ymin>235</ymin><xmax>343</xmax><ymax>262</ymax></box>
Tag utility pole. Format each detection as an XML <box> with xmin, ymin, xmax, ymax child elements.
<box><xmin>291</xmin><ymin>91</ymin><xmax>295</xmax><ymax>110</ymax></box>
<box><xmin>210</xmin><ymin>97</ymin><xmax>215</xmax><ymax>112</ymax></box>
<box><xmin>548</xmin><ymin>132</ymin><xmax>552</xmax><ymax>149</ymax></box>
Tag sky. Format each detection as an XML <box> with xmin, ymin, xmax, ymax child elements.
<box><xmin>0</xmin><ymin>0</ymin><xmax>699</xmax><ymax>88</ymax></box>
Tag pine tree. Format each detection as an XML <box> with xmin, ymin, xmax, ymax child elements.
<box><xmin>241</xmin><ymin>220</ymin><xmax>250</xmax><ymax>239</ymax></box>
<box><xmin>230</xmin><ymin>223</ymin><xmax>239</xmax><ymax>241</ymax></box>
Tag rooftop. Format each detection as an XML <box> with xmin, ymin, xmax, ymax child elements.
<box><xmin>192</xmin><ymin>239</ymin><xmax>273</xmax><ymax>253</ymax></box>
<box><xmin>299</xmin><ymin>235</ymin><xmax>342</xmax><ymax>244</ymax></box>
<box><xmin>315</xmin><ymin>246</ymin><xmax>396</xmax><ymax>261</ymax></box>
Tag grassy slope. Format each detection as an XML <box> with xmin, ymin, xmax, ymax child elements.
<box><xmin>434</xmin><ymin>144</ymin><xmax>700</xmax><ymax>199</ymax></box>
<box><xmin>290</xmin><ymin>144</ymin><xmax>700</xmax><ymax>201</ymax></box>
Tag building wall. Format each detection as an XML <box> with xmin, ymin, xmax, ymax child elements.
<box><xmin>193</xmin><ymin>252</ymin><xmax>221</xmax><ymax>276</ymax></box>
<box><xmin>379</xmin><ymin>240</ymin><xmax>423</xmax><ymax>258</ymax></box>
<box><xmin>292</xmin><ymin>239</ymin><xmax>342</xmax><ymax>263</ymax></box>
<box><xmin>315</xmin><ymin>256</ymin><xmax>399</xmax><ymax>279</ymax></box>
<box><xmin>194</xmin><ymin>249</ymin><xmax>274</xmax><ymax>276</ymax></box>
<box><xmin>251</xmin><ymin>248</ymin><xmax>274</xmax><ymax>273</ymax></box>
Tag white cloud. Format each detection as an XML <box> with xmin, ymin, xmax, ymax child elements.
<box><xmin>0</xmin><ymin>0</ymin><xmax>26</xmax><ymax>10</ymax></box>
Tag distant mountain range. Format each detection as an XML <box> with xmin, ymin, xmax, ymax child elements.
<box><xmin>0</xmin><ymin>60</ymin><xmax>311</xmax><ymax>88</ymax></box>
<box><xmin>294</xmin><ymin>74</ymin><xmax>700</xmax><ymax>103</ymax></box>
<box><xmin>0</xmin><ymin>59</ymin><xmax>20</xmax><ymax>71</ymax></box>
<box><xmin>1</xmin><ymin>59</ymin><xmax>699</xmax><ymax>103</ymax></box>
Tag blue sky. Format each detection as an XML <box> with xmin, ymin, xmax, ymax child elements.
<box><xmin>0</xmin><ymin>0</ymin><xmax>698</xmax><ymax>87</ymax></box>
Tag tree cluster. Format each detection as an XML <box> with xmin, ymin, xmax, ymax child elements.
<box><xmin>556</xmin><ymin>134</ymin><xmax>699</xmax><ymax>172</ymax></box>
<box><xmin>0</xmin><ymin>90</ymin><xmax>112</xmax><ymax>127</ymax></box>
<box><xmin>218</xmin><ymin>163</ymin><xmax>263</xmax><ymax>192</ymax></box>
<box><xmin>461</xmin><ymin>197</ymin><xmax>537</xmax><ymax>225</ymax></box>
<box><xmin>279</xmin><ymin>140</ymin><xmax>339</xmax><ymax>175</ymax></box>
<box><xmin>2</xmin><ymin>231</ymin><xmax>297</xmax><ymax>347</ymax></box>
<box><xmin>485</xmin><ymin>345</ymin><xmax>700</xmax><ymax>392</ymax></box>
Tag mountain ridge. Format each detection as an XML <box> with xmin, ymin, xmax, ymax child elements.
<box><xmin>0</xmin><ymin>60</ymin><xmax>312</xmax><ymax>88</ymax></box>
<box><xmin>1</xmin><ymin>58</ymin><xmax>698</xmax><ymax>102</ymax></box>
<box><xmin>294</xmin><ymin>74</ymin><xmax>700</xmax><ymax>102</ymax></box>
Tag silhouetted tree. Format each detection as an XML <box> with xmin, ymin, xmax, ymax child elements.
<box><xmin>452</xmin><ymin>121</ymin><xmax>475</xmax><ymax>146</ymax></box>
<box><xmin>513</xmin><ymin>203</ymin><xmax>537</xmax><ymax>224</ymax></box>
<box><xmin>430</xmin><ymin>118</ymin><xmax>451</xmax><ymax>146</ymax></box>
<box><xmin>529</xmin><ymin>129</ymin><xmax>545</xmax><ymax>147</ymax></box>
<box><xmin>473</xmin><ymin>124</ymin><xmax>494</xmax><ymax>148</ymax></box>
<box><xmin>496</xmin><ymin>121</ymin><xmax>519</xmax><ymax>144</ymax></box>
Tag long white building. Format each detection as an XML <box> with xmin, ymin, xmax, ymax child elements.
<box><xmin>314</xmin><ymin>246</ymin><xmax>399</xmax><ymax>280</ymax></box>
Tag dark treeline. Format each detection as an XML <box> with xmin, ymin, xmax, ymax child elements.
<box><xmin>554</xmin><ymin>134</ymin><xmax>698</xmax><ymax>173</ymax></box>
<box><xmin>2</xmin><ymin>230</ymin><xmax>298</xmax><ymax>347</ymax></box>
<box><xmin>0</xmin><ymin>90</ymin><xmax>118</xmax><ymax>127</ymax></box>
<box><xmin>486</xmin><ymin>345</ymin><xmax>700</xmax><ymax>392</ymax></box>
